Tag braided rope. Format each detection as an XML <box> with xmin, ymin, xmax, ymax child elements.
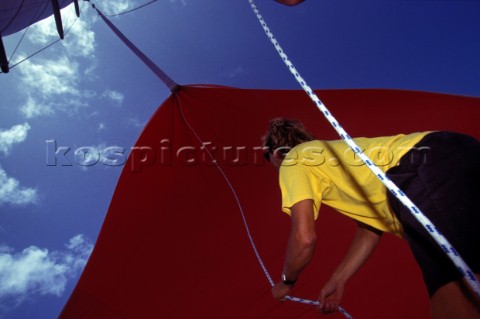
<box><xmin>248</xmin><ymin>0</ymin><xmax>480</xmax><ymax>310</ymax></box>
<box><xmin>175</xmin><ymin>92</ymin><xmax>352</xmax><ymax>315</ymax></box>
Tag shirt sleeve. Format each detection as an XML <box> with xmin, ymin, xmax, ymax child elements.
<box><xmin>279</xmin><ymin>164</ymin><xmax>325</xmax><ymax>220</ymax></box>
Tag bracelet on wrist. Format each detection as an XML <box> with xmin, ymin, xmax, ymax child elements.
<box><xmin>282</xmin><ymin>273</ymin><xmax>297</xmax><ymax>287</ymax></box>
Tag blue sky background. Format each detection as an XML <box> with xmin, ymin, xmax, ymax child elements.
<box><xmin>0</xmin><ymin>0</ymin><xmax>479</xmax><ymax>318</ymax></box>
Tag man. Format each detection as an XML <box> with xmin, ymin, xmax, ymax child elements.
<box><xmin>263</xmin><ymin>118</ymin><xmax>480</xmax><ymax>318</ymax></box>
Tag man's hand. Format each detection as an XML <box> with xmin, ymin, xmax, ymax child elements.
<box><xmin>317</xmin><ymin>222</ymin><xmax>381</xmax><ymax>313</ymax></box>
<box><xmin>317</xmin><ymin>276</ymin><xmax>345</xmax><ymax>314</ymax></box>
<box><xmin>272</xmin><ymin>281</ymin><xmax>293</xmax><ymax>301</ymax></box>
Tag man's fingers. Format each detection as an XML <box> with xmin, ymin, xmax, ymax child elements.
<box><xmin>318</xmin><ymin>290</ymin><xmax>326</xmax><ymax>304</ymax></box>
<box><xmin>272</xmin><ymin>282</ymin><xmax>292</xmax><ymax>301</ymax></box>
<box><xmin>318</xmin><ymin>299</ymin><xmax>339</xmax><ymax>314</ymax></box>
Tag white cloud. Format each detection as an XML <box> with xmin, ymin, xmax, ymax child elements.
<box><xmin>102</xmin><ymin>1</ymin><xmax>130</xmax><ymax>15</ymax></box>
<box><xmin>0</xmin><ymin>166</ymin><xmax>38</xmax><ymax>206</ymax></box>
<box><xmin>13</xmin><ymin>3</ymin><xmax>99</xmax><ymax>120</ymax></box>
<box><xmin>27</xmin><ymin>17</ymin><xmax>58</xmax><ymax>46</ymax></box>
<box><xmin>14</xmin><ymin>8</ymin><xmax>126</xmax><ymax>120</ymax></box>
<box><xmin>171</xmin><ymin>0</ymin><xmax>187</xmax><ymax>7</ymax></box>
<box><xmin>125</xmin><ymin>117</ymin><xmax>145</xmax><ymax>129</ymax></box>
<box><xmin>62</xmin><ymin>17</ymin><xmax>96</xmax><ymax>57</ymax></box>
<box><xmin>100</xmin><ymin>0</ymin><xmax>181</xmax><ymax>15</ymax></box>
<box><xmin>102</xmin><ymin>89</ymin><xmax>124</xmax><ymax>105</ymax></box>
<box><xmin>16</xmin><ymin>56</ymin><xmax>94</xmax><ymax>118</ymax></box>
<box><xmin>0</xmin><ymin>247</ymin><xmax>67</xmax><ymax>297</ymax></box>
<box><xmin>18</xmin><ymin>56</ymin><xmax>80</xmax><ymax>97</ymax></box>
<box><xmin>0</xmin><ymin>160</ymin><xmax>30</xmax><ymax>227</ymax></box>
<box><xmin>64</xmin><ymin>234</ymin><xmax>94</xmax><ymax>272</ymax></box>
<box><xmin>0</xmin><ymin>235</ymin><xmax>93</xmax><ymax>312</ymax></box>
<box><xmin>27</xmin><ymin>4</ymin><xmax>95</xmax><ymax>58</ymax></box>
<box><xmin>0</xmin><ymin>123</ymin><xmax>31</xmax><ymax>156</ymax></box>
<box><xmin>11</xmin><ymin>2</ymin><xmax>128</xmax><ymax>120</ymax></box>
<box><xmin>20</xmin><ymin>95</ymin><xmax>54</xmax><ymax>119</ymax></box>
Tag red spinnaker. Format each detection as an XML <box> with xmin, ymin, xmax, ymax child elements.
<box><xmin>61</xmin><ymin>87</ymin><xmax>480</xmax><ymax>319</ymax></box>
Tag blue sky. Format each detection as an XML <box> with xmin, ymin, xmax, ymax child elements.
<box><xmin>0</xmin><ymin>0</ymin><xmax>479</xmax><ymax>318</ymax></box>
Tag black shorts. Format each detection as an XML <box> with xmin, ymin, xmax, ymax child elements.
<box><xmin>386</xmin><ymin>131</ymin><xmax>480</xmax><ymax>296</ymax></box>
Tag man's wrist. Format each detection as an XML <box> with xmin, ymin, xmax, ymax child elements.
<box><xmin>282</xmin><ymin>273</ymin><xmax>297</xmax><ymax>286</ymax></box>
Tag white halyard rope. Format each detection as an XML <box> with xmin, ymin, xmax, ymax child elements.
<box><xmin>248</xmin><ymin>0</ymin><xmax>480</xmax><ymax>314</ymax></box>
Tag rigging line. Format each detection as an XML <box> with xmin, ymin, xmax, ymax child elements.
<box><xmin>8</xmin><ymin>0</ymin><xmax>77</xmax><ymax>64</ymax></box>
<box><xmin>1</xmin><ymin>0</ymin><xmax>82</xmax><ymax>73</ymax></box>
<box><xmin>20</xmin><ymin>0</ymin><xmax>54</xmax><ymax>38</ymax></box>
<box><xmin>248</xmin><ymin>0</ymin><xmax>480</xmax><ymax>301</ymax></box>
<box><xmin>175</xmin><ymin>94</ymin><xmax>275</xmax><ymax>288</ymax></box>
<box><xmin>2</xmin><ymin>0</ymin><xmax>49</xmax><ymax>70</ymax></box>
<box><xmin>1</xmin><ymin>38</ymin><xmax>58</xmax><ymax>73</ymax></box>
<box><xmin>90</xmin><ymin>3</ymin><xmax>178</xmax><ymax>91</ymax></box>
<box><xmin>104</xmin><ymin>0</ymin><xmax>159</xmax><ymax>17</ymax></box>
<box><xmin>9</xmin><ymin>25</ymin><xmax>31</xmax><ymax>64</ymax></box>
<box><xmin>6</xmin><ymin>9</ymin><xmax>80</xmax><ymax>71</ymax></box>
<box><xmin>175</xmin><ymin>93</ymin><xmax>348</xmax><ymax>313</ymax></box>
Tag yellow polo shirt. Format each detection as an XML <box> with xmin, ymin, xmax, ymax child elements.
<box><xmin>279</xmin><ymin>132</ymin><xmax>430</xmax><ymax>237</ymax></box>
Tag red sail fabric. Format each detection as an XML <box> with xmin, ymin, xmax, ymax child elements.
<box><xmin>60</xmin><ymin>86</ymin><xmax>480</xmax><ymax>319</ymax></box>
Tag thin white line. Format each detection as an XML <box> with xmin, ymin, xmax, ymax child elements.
<box><xmin>176</xmin><ymin>97</ymin><xmax>274</xmax><ymax>288</ymax></box>
<box><xmin>177</xmin><ymin>97</ymin><xmax>336</xmax><ymax>309</ymax></box>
